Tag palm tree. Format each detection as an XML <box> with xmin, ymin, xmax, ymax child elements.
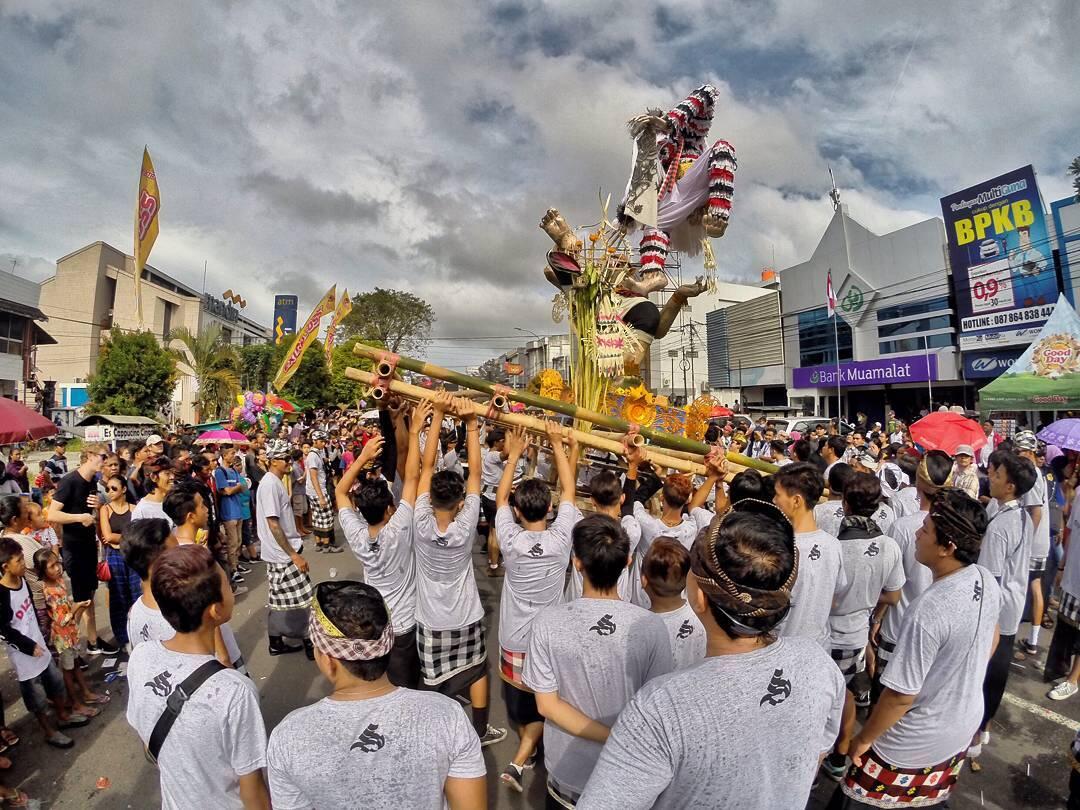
<box><xmin>168</xmin><ymin>325</ymin><xmax>241</xmax><ymax>422</ymax></box>
<box><xmin>1070</xmin><ymin>156</ymin><xmax>1080</xmax><ymax>202</ymax></box>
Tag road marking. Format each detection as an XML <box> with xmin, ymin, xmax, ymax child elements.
<box><xmin>1003</xmin><ymin>691</ymin><xmax>1080</xmax><ymax>731</ymax></box>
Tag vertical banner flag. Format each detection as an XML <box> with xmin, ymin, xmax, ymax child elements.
<box><xmin>324</xmin><ymin>290</ymin><xmax>352</xmax><ymax>370</ymax></box>
<box><xmin>134</xmin><ymin>147</ymin><xmax>161</xmax><ymax>327</ymax></box>
<box><xmin>272</xmin><ymin>285</ymin><xmax>336</xmax><ymax>392</ymax></box>
<box><xmin>826</xmin><ymin>270</ymin><xmax>837</xmax><ymax>317</ymax></box>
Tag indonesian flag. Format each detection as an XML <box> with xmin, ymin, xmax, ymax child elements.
<box><xmin>826</xmin><ymin>270</ymin><xmax>837</xmax><ymax>317</ymax></box>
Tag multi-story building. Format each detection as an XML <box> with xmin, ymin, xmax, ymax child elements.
<box><xmin>37</xmin><ymin>241</ymin><xmax>270</xmax><ymax>422</ymax></box>
<box><xmin>0</xmin><ymin>272</ymin><xmax>56</xmax><ymax>406</ymax></box>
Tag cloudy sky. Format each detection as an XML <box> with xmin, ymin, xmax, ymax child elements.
<box><xmin>2</xmin><ymin>0</ymin><xmax>1078</xmax><ymax>370</ymax></box>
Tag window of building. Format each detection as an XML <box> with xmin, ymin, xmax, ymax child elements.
<box><xmin>876</xmin><ymin>297</ymin><xmax>950</xmax><ymax>322</ymax></box>
<box><xmin>0</xmin><ymin>312</ymin><xmax>25</xmax><ymax>356</ymax></box>
<box><xmin>162</xmin><ymin>300</ymin><xmax>178</xmax><ymax>340</ymax></box>
<box><xmin>797</xmin><ymin>307</ymin><xmax>852</xmax><ymax>367</ymax></box>
<box><xmin>877</xmin><ymin>315</ymin><xmax>952</xmax><ymax>337</ymax></box>
<box><xmin>878</xmin><ymin>332</ymin><xmax>953</xmax><ymax>355</ymax></box>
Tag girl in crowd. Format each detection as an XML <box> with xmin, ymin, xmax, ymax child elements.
<box><xmin>131</xmin><ymin>458</ymin><xmax>176</xmax><ymax>527</ymax></box>
<box><xmin>99</xmin><ymin>473</ymin><xmax>140</xmax><ymax>647</ymax></box>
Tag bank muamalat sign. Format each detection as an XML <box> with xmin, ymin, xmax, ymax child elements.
<box><xmin>793</xmin><ymin>354</ymin><xmax>939</xmax><ymax>388</ymax></box>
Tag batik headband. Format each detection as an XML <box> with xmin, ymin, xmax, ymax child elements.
<box><xmin>308</xmin><ymin>585</ymin><xmax>394</xmax><ymax>662</ymax></box>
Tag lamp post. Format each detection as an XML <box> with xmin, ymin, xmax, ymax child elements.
<box><xmin>515</xmin><ymin>327</ymin><xmax>546</xmax><ymax>375</ymax></box>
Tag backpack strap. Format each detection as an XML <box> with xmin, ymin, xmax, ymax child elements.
<box><xmin>147</xmin><ymin>660</ymin><xmax>226</xmax><ymax>763</ymax></box>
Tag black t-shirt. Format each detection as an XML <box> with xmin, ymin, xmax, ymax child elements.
<box><xmin>53</xmin><ymin>470</ymin><xmax>96</xmax><ymax>545</ymax></box>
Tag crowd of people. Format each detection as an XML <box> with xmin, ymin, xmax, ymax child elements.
<box><xmin>0</xmin><ymin>402</ymin><xmax>1078</xmax><ymax>808</ymax></box>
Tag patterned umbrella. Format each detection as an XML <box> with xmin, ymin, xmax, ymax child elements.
<box><xmin>1037</xmin><ymin>419</ymin><xmax>1080</xmax><ymax>452</ymax></box>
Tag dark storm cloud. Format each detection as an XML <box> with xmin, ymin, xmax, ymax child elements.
<box><xmin>242</xmin><ymin>172</ymin><xmax>381</xmax><ymax>226</ymax></box>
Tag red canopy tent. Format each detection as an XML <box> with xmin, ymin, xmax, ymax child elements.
<box><xmin>0</xmin><ymin>399</ymin><xmax>58</xmax><ymax>444</ymax></box>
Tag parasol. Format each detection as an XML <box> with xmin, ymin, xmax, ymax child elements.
<box><xmin>1037</xmin><ymin>419</ymin><xmax>1080</xmax><ymax>452</ymax></box>
<box><xmin>195</xmin><ymin>429</ymin><xmax>249</xmax><ymax>445</ymax></box>
<box><xmin>0</xmin><ymin>399</ymin><xmax>58</xmax><ymax>444</ymax></box>
<box><xmin>708</xmin><ymin>406</ymin><xmax>734</xmax><ymax>418</ymax></box>
<box><xmin>908</xmin><ymin>412</ymin><xmax>987</xmax><ymax>456</ymax></box>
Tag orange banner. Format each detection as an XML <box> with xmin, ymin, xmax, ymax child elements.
<box><xmin>324</xmin><ymin>290</ymin><xmax>352</xmax><ymax>370</ymax></box>
<box><xmin>133</xmin><ymin>147</ymin><xmax>160</xmax><ymax>326</ymax></box>
<box><xmin>272</xmin><ymin>285</ymin><xmax>336</xmax><ymax>391</ymax></box>
<box><xmin>504</xmin><ymin>362</ymin><xmax>524</xmax><ymax>376</ymax></box>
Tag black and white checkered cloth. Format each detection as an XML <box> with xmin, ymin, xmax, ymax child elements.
<box><xmin>417</xmin><ymin>619</ymin><xmax>487</xmax><ymax>686</ymax></box>
<box><xmin>307</xmin><ymin>497</ymin><xmax>335</xmax><ymax>532</ymax></box>
<box><xmin>831</xmin><ymin>646</ymin><xmax>867</xmax><ymax>684</ymax></box>
<box><xmin>1061</xmin><ymin>592</ymin><xmax>1080</xmax><ymax>625</ymax></box>
<box><xmin>266</xmin><ymin>561</ymin><xmax>314</xmax><ymax>611</ymax></box>
<box><xmin>1030</xmin><ymin>556</ymin><xmax>1048</xmax><ymax>573</ymax></box>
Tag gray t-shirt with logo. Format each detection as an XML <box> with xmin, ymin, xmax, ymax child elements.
<box><xmin>830</xmin><ymin>531</ymin><xmax>904</xmax><ymax>650</ymax></box>
<box><xmin>565</xmin><ymin>511</ymin><xmax>642</xmax><ymax>604</ymax></box>
<box><xmin>523</xmin><ymin>598</ymin><xmax>673</xmax><ymax>797</ymax></box>
<box><xmin>813</xmin><ymin>501</ymin><xmax>845</xmax><ymax>538</ymax></box>
<box><xmin>875</xmin><ymin>565</ymin><xmax>1001</xmax><ymax>767</ymax></box>
<box><xmin>655</xmin><ymin>602</ymin><xmax>706</xmax><ymax>670</ymax></box>
<box><xmin>496</xmin><ymin>502</ymin><xmax>576</xmax><ymax>653</ymax></box>
<box><xmin>126</xmin><ymin>641</ymin><xmax>266</xmax><ymax>810</ymax></box>
<box><xmin>577</xmin><ymin>638</ymin><xmax>845</xmax><ymax>810</ymax></box>
<box><xmin>267</xmin><ymin>689</ymin><xmax>485</xmax><ymax>810</ymax></box>
<box><xmin>412</xmin><ymin>493</ymin><xmax>483</xmax><ymax>631</ymax></box>
<box><xmin>879</xmin><ymin>511</ymin><xmax>934</xmax><ymax>646</ymax></box>
<box><xmin>340</xmin><ymin>503</ymin><xmax>417</xmax><ymax>636</ymax></box>
<box><xmin>978</xmin><ymin>500</ymin><xmax>1029</xmax><ymax>636</ymax></box>
<box><xmin>777</xmin><ymin>530</ymin><xmax>848</xmax><ymax>650</ymax></box>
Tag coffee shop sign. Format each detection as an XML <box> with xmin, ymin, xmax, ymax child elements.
<box><xmin>202</xmin><ymin>293</ymin><xmax>240</xmax><ymax>323</ymax></box>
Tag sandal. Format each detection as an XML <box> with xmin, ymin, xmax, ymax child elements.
<box><xmin>0</xmin><ymin>788</ymin><xmax>29</xmax><ymax>807</ymax></box>
<box><xmin>0</xmin><ymin>730</ymin><xmax>17</xmax><ymax>748</ymax></box>
<box><xmin>84</xmin><ymin>694</ymin><xmax>111</xmax><ymax>706</ymax></box>
<box><xmin>57</xmin><ymin>714</ymin><xmax>90</xmax><ymax>729</ymax></box>
<box><xmin>73</xmin><ymin>706</ymin><xmax>101</xmax><ymax>719</ymax></box>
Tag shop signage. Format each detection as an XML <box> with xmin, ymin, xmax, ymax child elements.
<box><xmin>202</xmin><ymin>292</ymin><xmax>240</xmax><ymax>323</ymax></box>
<box><xmin>83</xmin><ymin>425</ymin><xmax>157</xmax><ymax>442</ymax></box>
<box><xmin>958</xmin><ymin>325</ymin><xmax>1041</xmax><ymax>350</ymax></box>
<box><xmin>941</xmin><ymin>165</ymin><xmax>1058</xmax><ymax>343</ymax></box>
<box><xmin>962</xmin><ymin>348</ymin><xmax>1023</xmax><ymax>379</ymax></box>
<box><xmin>834</xmin><ymin>270</ymin><xmax>878</xmax><ymax>329</ymax></box>
<box><xmin>793</xmin><ymin>354</ymin><xmax>938</xmax><ymax>388</ymax></box>
<box><xmin>273</xmin><ymin>294</ymin><xmax>299</xmax><ymax>344</ymax></box>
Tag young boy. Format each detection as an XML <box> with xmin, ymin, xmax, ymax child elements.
<box><xmin>641</xmin><ymin>538</ymin><xmax>706</xmax><ymax>671</ymax></box>
<box><xmin>337</xmin><ymin>405</ymin><xmax>422</xmax><ymax>689</ymax></box>
<box><xmin>122</xmin><ymin>517</ymin><xmax>179</xmax><ymax>649</ymax></box>
<box><xmin>266</xmin><ymin>581</ymin><xmax>485</xmax><ymax>810</ymax></box>
<box><xmin>126</xmin><ymin>545</ymin><xmax>269</xmax><ymax>810</ymax></box>
<box><xmin>772</xmin><ymin>463</ymin><xmax>847</xmax><ymax>651</ymax></box>
<box><xmin>306</xmin><ymin>431</ymin><xmax>341</xmax><ymax>553</ymax></box>
<box><xmin>495</xmin><ymin>423</ymin><xmax>576</xmax><ymax>792</ymax></box>
<box><xmin>413</xmin><ymin>391</ymin><xmax>506</xmax><ymax>747</ymax></box>
<box><xmin>524</xmin><ymin>514</ymin><xmax>673</xmax><ymax>807</ymax></box>
<box><xmin>0</xmin><ymin>537</ymin><xmax>90</xmax><ymax>749</ymax></box>
<box><xmin>480</xmin><ymin>427</ymin><xmax>509</xmax><ymax>575</ymax></box>
<box><xmin>564</xmin><ymin>469</ymin><xmax>641</xmax><ymax>604</ymax></box>
<box><xmin>814</xmin><ymin>463</ymin><xmax>854</xmax><ymax>538</ymax></box>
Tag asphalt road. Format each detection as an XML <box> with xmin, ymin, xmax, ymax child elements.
<box><xmin>1</xmin><ymin>522</ymin><xmax>1076</xmax><ymax>809</ymax></box>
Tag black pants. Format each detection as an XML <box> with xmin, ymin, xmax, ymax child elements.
<box><xmin>387</xmin><ymin>628</ymin><xmax>421</xmax><ymax>689</ymax></box>
<box><xmin>1070</xmin><ymin>764</ymin><xmax>1080</xmax><ymax>810</ymax></box>
<box><xmin>981</xmin><ymin>632</ymin><xmax>1015</xmax><ymax>730</ymax></box>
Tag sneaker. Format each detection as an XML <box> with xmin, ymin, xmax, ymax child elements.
<box><xmin>500</xmin><ymin>762</ymin><xmax>525</xmax><ymax>793</ymax></box>
<box><xmin>246</xmin><ymin>556</ymin><xmax>265</xmax><ymax>564</ymax></box>
<box><xmin>523</xmin><ymin>752</ymin><xmax>539</xmax><ymax>770</ymax></box>
<box><xmin>1021</xmin><ymin>641</ymin><xmax>1039</xmax><ymax>656</ymax></box>
<box><xmin>45</xmin><ymin>732</ymin><xmax>74</xmax><ymax>749</ymax></box>
<box><xmin>821</xmin><ymin>753</ymin><xmax>847</xmax><ymax>782</ymax></box>
<box><xmin>324</xmin><ymin>545</ymin><xmax>344</xmax><ymax>554</ymax></box>
<box><xmin>76</xmin><ymin>656</ymin><xmax>89</xmax><ymax>672</ymax></box>
<box><xmin>87</xmin><ymin>640</ymin><xmax>119</xmax><ymax>656</ymax></box>
<box><xmin>854</xmin><ymin>690</ymin><xmax>870</xmax><ymax>709</ymax></box>
<box><xmin>1048</xmin><ymin>680</ymin><xmax>1079</xmax><ymax>701</ymax></box>
<box><xmin>478</xmin><ymin>725</ymin><xmax>507</xmax><ymax>748</ymax></box>
<box><xmin>230</xmin><ymin>571</ymin><xmax>245</xmax><ymax>584</ymax></box>
<box><xmin>237</xmin><ymin>563</ymin><xmax>252</xmax><ymax>574</ymax></box>
<box><xmin>232</xmin><ymin>584</ymin><xmax>249</xmax><ymax>596</ymax></box>
<box><xmin>268</xmin><ymin>638</ymin><xmax>304</xmax><ymax>656</ymax></box>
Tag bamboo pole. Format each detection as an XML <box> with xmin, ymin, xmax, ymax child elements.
<box><xmin>346</xmin><ymin>367</ymin><xmax>708</xmax><ymax>476</ymax></box>
<box><xmin>351</xmin><ymin>342</ymin><xmax>777</xmax><ymax>473</ymax></box>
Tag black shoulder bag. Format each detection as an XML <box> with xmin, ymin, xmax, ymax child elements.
<box><xmin>146</xmin><ymin>660</ymin><xmax>226</xmax><ymax>764</ymax></box>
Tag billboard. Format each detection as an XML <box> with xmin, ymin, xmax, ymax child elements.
<box><xmin>792</xmin><ymin>354</ymin><xmax>938</xmax><ymax>388</ymax></box>
<box><xmin>272</xmin><ymin>295</ymin><xmax>299</xmax><ymax>345</ymax></box>
<box><xmin>941</xmin><ymin>165</ymin><xmax>1058</xmax><ymax>348</ymax></box>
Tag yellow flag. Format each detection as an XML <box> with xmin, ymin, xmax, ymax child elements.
<box><xmin>273</xmin><ymin>285</ymin><xmax>337</xmax><ymax>392</ymax></box>
<box><xmin>324</xmin><ymin>290</ymin><xmax>353</xmax><ymax>370</ymax></box>
<box><xmin>133</xmin><ymin>147</ymin><xmax>161</xmax><ymax>327</ymax></box>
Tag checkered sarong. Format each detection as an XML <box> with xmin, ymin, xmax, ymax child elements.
<box><xmin>831</xmin><ymin>646</ymin><xmax>867</xmax><ymax>684</ymax></box>
<box><xmin>417</xmin><ymin>619</ymin><xmax>486</xmax><ymax>686</ymax></box>
<box><xmin>840</xmin><ymin>745</ymin><xmax>965</xmax><ymax>806</ymax></box>
<box><xmin>500</xmin><ymin>647</ymin><xmax>527</xmax><ymax>688</ymax></box>
<box><xmin>1030</xmin><ymin>556</ymin><xmax>1048</xmax><ymax>573</ymax></box>
<box><xmin>1061</xmin><ymin>591</ymin><xmax>1080</xmax><ymax>625</ymax></box>
<box><xmin>266</xmin><ymin>561</ymin><xmax>314</xmax><ymax>611</ymax></box>
<box><xmin>308</xmin><ymin>497</ymin><xmax>335</xmax><ymax>532</ymax></box>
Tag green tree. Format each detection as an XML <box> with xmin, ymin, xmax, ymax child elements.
<box><xmin>168</xmin><ymin>325</ymin><xmax>241</xmax><ymax>422</ymax></box>
<box><xmin>1071</xmin><ymin>156</ymin><xmax>1080</xmax><ymax>201</ymax></box>
<box><xmin>272</xmin><ymin>338</ymin><xmax>332</xmax><ymax>408</ymax></box>
<box><xmin>87</xmin><ymin>330</ymin><xmax>178</xmax><ymax>417</ymax></box>
<box><xmin>339</xmin><ymin>288</ymin><xmax>435</xmax><ymax>355</ymax></box>
<box><xmin>239</xmin><ymin>342</ymin><xmax>277</xmax><ymax>391</ymax></box>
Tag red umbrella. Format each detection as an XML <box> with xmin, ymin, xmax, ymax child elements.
<box><xmin>908</xmin><ymin>412</ymin><xmax>987</xmax><ymax>455</ymax></box>
<box><xmin>708</xmin><ymin>406</ymin><xmax>734</xmax><ymax>418</ymax></box>
<box><xmin>0</xmin><ymin>399</ymin><xmax>58</xmax><ymax>444</ymax></box>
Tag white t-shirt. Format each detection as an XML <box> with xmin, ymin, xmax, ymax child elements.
<box><xmin>131</xmin><ymin>498</ymin><xmax>175</xmax><ymax>528</ymax></box>
<box><xmin>305</xmin><ymin>449</ymin><xmax>327</xmax><ymax>500</ymax></box>
<box><xmin>872</xmin><ymin>502</ymin><xmax>896</xmax><ymax>535</ymax></box>
<box><xmin>813</xmin><ymin>501</ymin><xmax>845</xmax><ymax>538</ymax></box>
<box><xmin>412</xmin><ymin>493</ymin><xmax>483</xmax><ymax>631</ymax></box>
<box><xmin>875</xmin><ymin>565</ymin><xmax>1002</xmax><ymax>767</ymax></box>
<box><xmin>1</xmin><ymin>580</ymin><xmax>50</xmax><ymax>681</ymax></box>
<box><xmin>633</xmin><ymin>502</ymin><xmax>711</xmax><ymax>552</ymax></box>
<box><xmin>257</xmin><ymin>473</ymin><xmax>303</xmax><ymax>564</ymax></box>
<box><xmin>267</xmin><ymin>689</ymin><xmax>485</xmax><ymax>810</ymax></box>
<box><xmin>126</xmin><ymin>641</ymin><xmax>267</xmax><ymax>810</ymax></box>
<box><xmin>564</xmin><ymin>510</ymin><xmax>642</xmax><ymax>605</ymax></box>
<box><xmin>577</xmin><ymin>639</ymin><xmax>845</xmax><ymax>810</ymax></box>
<box><xmin>879</xmin><ymin>511</ymin><xmax>933</xmax><ymax>646</ymax></box>
<box><xmin>777</xmin><ymin>529</ymin><xmax>847</xmax><ymax>650</ymax></box>
<box><xmin>977</xmin><ymin>500</ymin><xmax>1030</xmax><ymax>636</ymax></box>
<box><xmin>1062</xmin><ymin>491</ymin><xmax>1080</xmax><ymax>600</ymax></box>
<box><xmin>1022</xmin><ymin>472</ymin><xmax>1051</xmax><ymax>560</ymax></box>
<box><xmin>891</xmin><ymin>486</ymin><xmax>921</xmax><ymax>519</ymax></box>
<box><xmin>496</xmin><ymin>502</ymin><xmax>575</xmax><ymax>653</ymax></box>
<box><xmin>523</xmin><ymin>598</ymin><xmax>673</xmax><ymax>797</ymax></box>
<box><xmin>481</xmin><ymin>448</ymin><xmax>507</xmax><ymax>491</ymax></box>
<box><xmin>655</xmin><ymin>602</ymin><xmax>706</xmax><ymax>670</ymax></box>
<box><xmin>830</xmin><ymin>530</ymin><xmax>905</xmax><ymax>650</ymax></box>
<box><xmin>339</xmin><ymin>504</ymin><xmax>417</xmax><ymax>636</ymax></box>
<box><xmin>127</xmin><ymin>596</ymin><xmax>176</xmax><ymax>649</ymax></box>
